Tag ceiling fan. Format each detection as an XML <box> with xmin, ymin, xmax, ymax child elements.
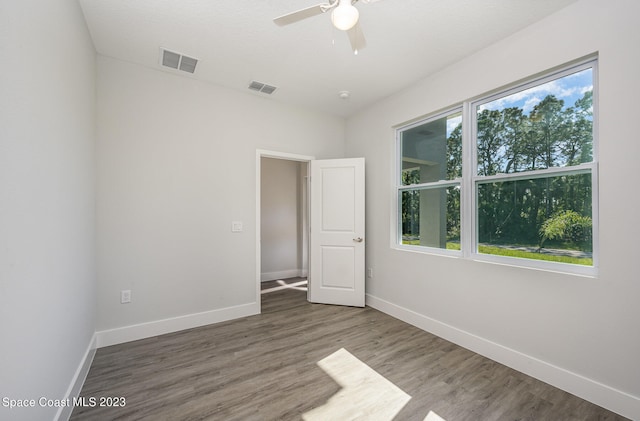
<box><xmin>274</xmin><ymin>0</ymin><xmax>382</xmax><ymax>54</ymax></box>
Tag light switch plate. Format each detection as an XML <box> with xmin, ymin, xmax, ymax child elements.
<box><xmin>231</xmin><ymin>221</ymin><xmax>243</xmax><ymax>232</ymax></box>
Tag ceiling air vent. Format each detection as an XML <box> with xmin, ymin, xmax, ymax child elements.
<box><xmin>248</xmin><ymin>81</ymin><xmax>277</xmax><ymax>95</ymax></box>
<box><xmin>160</xmin><ymin>48</ymin><xmax>198</xmax><ymax>74</ymax></box>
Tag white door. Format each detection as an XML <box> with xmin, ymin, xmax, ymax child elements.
<box><xmin>309</xmin><ymin>158</ymin><xmax>365</xmax><ymax>307</ymax></box>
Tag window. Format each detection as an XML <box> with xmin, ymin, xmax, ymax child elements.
<box><xmin>398</xmin><ymin>109</ymin><xmax>462</xmax><ymax>252</ymax></box>
<box><xmin>396</xmin><ymin>59</ymin><xmax>597</xmax><ymax>275</ymax></box>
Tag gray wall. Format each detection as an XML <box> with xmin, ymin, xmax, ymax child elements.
<box><xmin>261</xmin><ymin>158</ymin><xmax>307</xmax><ymax>281</ymax></box>
<box><xmin>0</xmin><ymin>1</ymin><xmax>97</xmax><ymax>420</ymax></box>
<box><xmin>345</xmin><ymin>0</ymin><xmax>640</xmax><ymax>417</ymax></box>
<box><xmin>95</xmin><ymin>56</ymin><xmax>344</xmax><ymax>334</ymax></box>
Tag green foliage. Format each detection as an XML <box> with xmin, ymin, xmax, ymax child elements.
<box><xmin>476</xmin><ymin>90</ymin><xmax>594</xmax><ymax>254</ymax></box>
<box><xmin>479</xmin><ymin>245</ymin><xmax>592</xmax><ymax>266</ymax></box>
<box><xmin>477</xmin><ymin>93</ymin><xmax>593</xmax><ymax>174</ymax></box>
<box><xmin>446</xmin><ymin>125</ymin><xmax>462</xmax><ymax>241</ymax></box>
<box><xmin>401</xmin><ymin>241</ymin><xmax>592</xmax><ymax>266</ymax></box>
<box><xmin>401</xmin><ymin>169</ymin><xmax>421</xmax><ymax>236</ymax></box>
<box><xmin>539</xmin><ymin>210</ymin><xmax>592</xmax><ymax>249</ymax></box>
<box><xmin>401</xmin><ymin>87</ymin><xmax>594</xmax><ymax>264</ymax></box>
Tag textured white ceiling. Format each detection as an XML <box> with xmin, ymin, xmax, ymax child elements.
<box><xmin>79</xmin><ymin>0</ymin><xmax>577</xmax><ymax>117</ymax></box>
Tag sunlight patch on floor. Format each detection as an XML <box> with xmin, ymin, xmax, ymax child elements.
<box><xmin>302</xmin><ymin>348</ymin><xmax>411</xmax><ymax>421</ymax></box>
<box><xmin>424</xmin><ymin>410</ymin><xmax>447</xmax><ymax>421</ymax></box>
<box><xmin>303</xmin><ymin>348</ymin><xmax>448</xmax><ymax>421</ymax></box>
<box><xmin>261</xmin><ymin>279</ymin><xmax>308</xmax><ymax>294</ymax></box>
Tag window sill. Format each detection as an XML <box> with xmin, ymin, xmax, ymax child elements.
<box><xmin>391</xmin><ymin>243</ymin><xmax>597</xmax><ymax>278</ymax></box>
<box><xmin>471</xmin><ymin>252</ymin><xmax>598</xmax><ymax>278</ymax></box>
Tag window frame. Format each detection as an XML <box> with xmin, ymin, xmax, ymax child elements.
<box><xmin>393</xmin><ymin>57</ymin><xmax>598</xmax><ymax>276</ymax></box>
<box><xmin>394</xmin><ymin>106</ymin><xmax>464</xmax><ymax>257</ymax></box>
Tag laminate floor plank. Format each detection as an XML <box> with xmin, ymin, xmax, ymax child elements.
<box><xmin>72</xmin><ymin>279</ymin><xmax>628</xmax><ymax>421</ymax></box>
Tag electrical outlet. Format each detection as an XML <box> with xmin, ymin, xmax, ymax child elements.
<box><xmin>121</xmin><ymin>290</ymin><xmax>131</xmax><ymax>304</ymax></box>
<box><xmin>367</xmin><ymin>268</ymin><xmax>373</xmax><ymax>278</ymax></box>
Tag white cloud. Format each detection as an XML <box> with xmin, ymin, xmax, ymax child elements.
<box><xmin>479</xmin><ymin>78</ymin><xmax>593</xmax><ymax>114</ymax></box>
<box><xmin>522</xmin><ymin>95</ymin><xmax>542</xmax><ymax>114</ymax></box>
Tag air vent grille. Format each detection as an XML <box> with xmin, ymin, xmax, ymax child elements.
<box><xmin>162</xmin><ymin>50</ymin><xmax>180</xmax><ymax>69</ymax></box>
<box><xmin>179</xmin><ymin>56</ymin><xmax>198</xmax><ymax>73</ymax></box>
<box><xmin>160</xmin><ymin>48</ymin><xmax>198</xmax><ymax>74</ymax></box>
<box><xmin>248</xmin><ymin>81</ymin><xmax>277</xmax><ymax>95</ymax></box>
<box><xmin>249</xmin><ymin>81</ymin><xmax>264</xmax><ymax>91</ymax></box>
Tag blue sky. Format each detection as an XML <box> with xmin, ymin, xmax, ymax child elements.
<box><xmin>479</xmin><ymin>68</ymin><xmax>593</xmax><ymax>115</ymax></box>
<box><xmin>444</xmin><ymin>68</ymin><xmax>593</xmax><ymax>137</ymax></box>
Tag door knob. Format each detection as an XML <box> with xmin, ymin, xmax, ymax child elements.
<box><xmin>353</xmin><ymin>237</ymin><xmax>363</xmax><ymax>242</ymax></box>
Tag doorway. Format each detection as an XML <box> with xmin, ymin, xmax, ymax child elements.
<box><xmin>256</xmin><ymin>150</ymin><xmax>314</xmax><ymax>312</ymax></box>
<box><xmin>256</xmin><ymin>151</ymin><xmax>366</xmax><ymax>311</ymax></box>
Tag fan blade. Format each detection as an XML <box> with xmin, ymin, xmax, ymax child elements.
<box><xmin>274</xmin><ymin>4</ymin><xmax>329</xmax><ymax>26</ymax></box>
<box><xmin>347</xmin><ymin>21</ymin><xmax>366</xmax><ymax>54</ymax></box>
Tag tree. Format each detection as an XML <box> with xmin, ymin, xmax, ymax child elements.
<box><xmin>446</xmin><ymin>123</ymin><xmax>462</xmax><ymax>241</ymax></box>
<box><xmin>476</xmin><ymin>109</ymin><xmax>506</xmax><ymax>176</ymax></box>
<box><xmin>401</xmin><ymin>170</ymin><xmax>421</xmax><ymax>238</ymax></box>
<box><xmin>539</xmin><ymin>210</ymin><xmax>592</xmax><ymax>250</ymax></box>
<box><xmin>529</xmin><ymin>95</ymin><xmax>566</xmax><ymax>169</ymax></box>
<box><xmin>447</xmin><ymin>123</ymin><xmax>462</xmax><ymax>179</ymax></box>
<box><xmin>476</xmin><ymin>91</ymin><xmax>593</xmax><ymax>250</ymax></box>
<box><xmin>501</xmin><ymin>107</ymin><xmax>527</xmax><ymax>173</ymax></box>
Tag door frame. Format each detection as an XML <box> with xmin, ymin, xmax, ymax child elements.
<box><xmin>256</xmin><ymin>150</ymin><xmax>314</xmax><ymax>314</ymax></box>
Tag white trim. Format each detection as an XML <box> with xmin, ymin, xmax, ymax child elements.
<box><xmin>390</xmin><ymin>128</ymin><xmax>401</xmax><ymax>249</ymax></box>
<box><xmin>261</xmin><ymin>269</ymin><xmax>306</xmax><ymax>282</ymax></box>
<box><xmin>398</xmin><ymin>178</ymin><xmax>462</xmax><ymax>191</ymax></box>
<box><xmin>461</xmin><ymin>101</ymin><xmax>473</xmax><ymax>259</ymax></box>
<box><xmin>96</xmin><ymin>302</ymin><xmax>259</xmax><ymax>348</ymax></box>
<box><xmin>472</xmin><ymin>163</ymin><xmax>594</xmax><ymax>184</ymax></box>
<box><xmin>590</xmin><ymin>59</ymin><xmax>600</xmax><ymax>270</ymax></box>
<box><xmin>393</xmin><ymin>243</ymin><xmax>462</xmax><ymax>258</ymax></box>
<box><xmin>365</xmin><ymin>293</ymin><xmax>640</xmax><ymax>420</ymax></box>
<box><xmin>256</xmin><ymin>149</ymin><xmax>315</xmax><ymax>162</ymax></box>
<box><xmin>55</xmin><ymin>334</ymin><xmax>97</xmax><ymax>421</ymax></box>
<box><xmin>256</xmin><ymin>149</ymin><xmax>314</xmax><ymax>313</ymax></box>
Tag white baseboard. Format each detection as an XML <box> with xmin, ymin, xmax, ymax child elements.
<box><xmin>261</xmin><ymin>269</ymin><xmax>305</xmax><ymax>282</ymax></box>
<box><xmin>96</xmin><ymin>302</ymin><xmax>259</xmax><ymax>348</ymax></box>
<box><xmin>365</xmin><ymin>294</ymin><xmax>640</xmax><ymax>420</ymax></box>
<box><xmin>55</xmin><ymin>334</ymin><xmax>97</xmax><ymax>421</ymax></box>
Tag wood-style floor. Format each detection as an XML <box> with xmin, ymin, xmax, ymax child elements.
<box><xmin>72</xmin><ymin>279</ymin><xmax>627</xmax><ymax>420</ymax></box>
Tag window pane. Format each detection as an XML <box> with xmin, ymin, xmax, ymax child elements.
<box><xmin>401</xmin><ymin>112</ymin><xmax>462</xmax><ymax>184</ymax></box>
<box><xmin>401</xmin><ymin>185</ymin><xmax>460</xmax><ymax>250</ymax></box>
<box><xmin>477</xmin><ymin>173</ymin><xmax>592</xmax><ymax>266</ymax></box>
<box><xmin>476</xmin><ymin>68</ymin><xmax>593</xmax><ymax>175</ymax></box>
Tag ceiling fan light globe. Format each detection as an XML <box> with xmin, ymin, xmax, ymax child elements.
<box><xmin>331</xmin><ymin>4</ymin><xmax>359</xmax><ymax>31</ymax></box>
